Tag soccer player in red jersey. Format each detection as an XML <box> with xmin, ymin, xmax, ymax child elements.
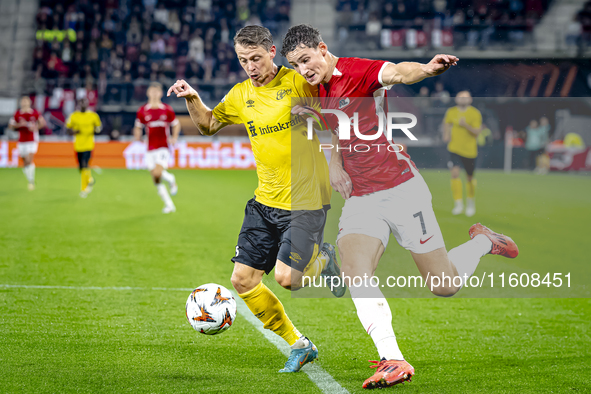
<box><xmin>8</xmin><ymin>96</ymin><xmax>46</xmax><ymax>190</ymax></box>
<box><xmin>283</xmin><ymin>24</ymin><xmax>519</xmax><ymax>389</ymax></box>
<box><xmin>133</xmin><ymin>82</ymin><xmax>181</xmax><ymax>213</ymax></box>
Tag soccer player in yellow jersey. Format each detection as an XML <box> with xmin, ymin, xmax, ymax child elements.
<box><xmin>168</xmin><ymin>26</ymin><xmax>344</xmax><ymax>373</ymax></box>
<box><xmin>443</xmin><ymin>91</ymin><xmax>482</xmax><ymax>217</ymax></box>
<box><xmin>66</xmin><ymin>98</ymin><xmax>102</xmax><ymax>198</ymax></box>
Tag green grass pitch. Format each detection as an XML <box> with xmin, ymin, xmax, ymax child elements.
<box><xmin>0</xmin><ymin>167</ymin><xmax>590</xmax><ymax>393</ymax></box>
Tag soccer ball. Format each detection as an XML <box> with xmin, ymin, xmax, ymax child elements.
<box><xmin>185</xmin><ymin>283</ymin><xmax>237</xmax><ymax>335</ymax></box>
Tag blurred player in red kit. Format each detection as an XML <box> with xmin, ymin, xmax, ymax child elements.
<box><xmin>133</xmin><ymin>82</ymin><xmax>181</xmax><ymax>213</ymax></box>
<box><xmin>8</xmin><ymin>96</ymin><xmax>46</xmax><ymax>190</ymax></box>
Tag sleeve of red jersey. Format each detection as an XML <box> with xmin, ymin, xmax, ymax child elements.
<box><xmin>354</xmin><ymin>58</ymin><xmax>392</xmax><ymax>93</ymax></box>
<box><xmin>134</xmin><ymin>107</ymin><xmax>145</xmax><ymax>129</ymax></box>
<box><xmin>167</xmin><ymin>105</ymin><xmax>179</xmax><ymax>127</ymax></box>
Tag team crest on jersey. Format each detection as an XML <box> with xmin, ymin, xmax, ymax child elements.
<box><xmin>160</xmin><ymin>115</ymin><xmax>166</xmax><ymax>120</ymax></box>
<box><xmin>276</xmin><ymin>88</ymin><xmax>292</xmax><ymax>100</ymax></box>
<box><xmin>339</xmin><ymin>98</ymin><xmax>350</xmax><ymax>109</ymax></box>
<box><xmin>246</xmin><ymin>100</ymin><xmax>255</xmax><ymax>108</ymax></box>
<box><xmin>145</xmin><ymin>115</ymin><xmax>152</xmax><ymax>121</ymax></box>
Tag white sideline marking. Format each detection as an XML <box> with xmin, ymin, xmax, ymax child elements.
<box><xmin>0</xmin><ymin>284</ymin><xmax>349</xmax><ymax>394</ymax></box>
<box><xmin>232</xmin><ymin>292</ymin><xmax>349</xmax><ymax>394</ymax></box>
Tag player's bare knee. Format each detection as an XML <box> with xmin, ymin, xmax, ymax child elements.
<box><xmin>430</xmin><ymin>284</ymin><xmax>460</xmax><ymax>297</ymax></box>
<box><xmin>450</xmin><ymin>167</ymin><xmax>460</xmax><ymax>178</ymax></box>
<box><xmin>230</xmin><ymin>271</ymin><xmax>256</xmax><ymax>294</ymax></box>
<box><xmin>274</xmin><ymin>270</ymin><xmax>292</xmax><ymax>290</ymax></box>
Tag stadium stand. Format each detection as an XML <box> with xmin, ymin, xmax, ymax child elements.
<box><xmin>335</xmin><ymin>0</ymin><xmax>552</xmax><ymax>51</ymax></box>
<box><xmin>29</xmin><ymin>0</ymin><xmax>290</xmax><ymax>112</ymax></box>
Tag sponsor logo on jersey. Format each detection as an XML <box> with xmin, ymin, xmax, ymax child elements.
<box><xmin>246</xmin><ymin>99</ymin><xmax>255</xmax><ymax>108</ymax></box>
<box><xmin>276</xmin><ymin>88</ymin><xmax>292</xmax><ymax>100</ymax></box>
<box><xmin>258</xmin><ymin>116</ymin><xmax>302</xmax><ymax>137</ymax></box>
<box><xmin>247</xmin><ymin>120</ymin><xmax>257</xmax><ymax>137</ymax></box>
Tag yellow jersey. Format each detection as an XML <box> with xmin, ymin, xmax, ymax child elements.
<box><xmin>66</xmin><ymin>111</ymin><xmax>102</xmax><ymax>152</ymax></box>
<box><xmin>212</xmin><ymin>66</ymin><xmax>331</xmax><ymax>211</ymax></box>
<box><xmin>444</xmin><ymin>105</ymin><xmax>482</xmax><ymax>159</ymax></box>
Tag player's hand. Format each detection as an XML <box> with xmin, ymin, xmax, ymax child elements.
<box><xmin>329</xmin><ymin>161</ymin><xmax>353</xmax><ymax>200</ymax></box>
<box><xmin>170</xmin><ymin>136</ymin><xmax>178</xmax><ymax>146</ymax></box>
<box><xmin>423</xmin><ymin>54</ymin><xmax>459</xmax><ymax>76</ymax></box>
<box><xmin>291</xmin><ymin>105</ymin><xmax>316</xmax><ymax>117</ymax></box>
<box><xmin>167</xmin><ymin>80</ymin><xmax>199</xmax><ymax>99</ymax></box>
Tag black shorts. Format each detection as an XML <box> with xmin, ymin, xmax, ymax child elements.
<box><xmin>76</xmin><ymin>151</ymin><xmax>92</xmax><ymax>169</ymax></box>
<box><xmin>231</xmin><ymin>197</ymin><xmax>329</xmax><ymax>274</ymax></box>
<box><xmin>448</xmin><ymin>152</ymin><xmax>476</xmax><ymax>177</ymax></box>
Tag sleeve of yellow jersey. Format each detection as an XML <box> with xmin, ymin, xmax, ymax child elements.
<box><xmin>94</xmin><ymin>112</ymin><xmax>102</xmax><ymax>128</ymax></box>
<box><xmin>212</xmin><ymin>87</ymin><xmax>242</xmax><ymax>125</ymax></box>
<box><xmin>66</xmin><ymin>114</ymin><xmax>74</xmax><ymax>130</ymax></box>
<box><xmin>443</xmin><ymin>107</ymin><xmax>453</xmax><ymax>124</ymax></box>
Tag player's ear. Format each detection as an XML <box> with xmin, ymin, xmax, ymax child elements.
<box><xmin>269</xmin><ymin>45</ymin><xmax>276</xmax><ymax>60</ymax></box>
<box><xmin>318</xmin><ymin>42</ymin><xmax>328</xmax><ymax>56</ymax></box>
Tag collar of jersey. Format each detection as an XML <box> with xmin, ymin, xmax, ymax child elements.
<box><xmin>250</xmin><ymin>65</ymin><xmax>283</xmax><ymax>89</ymax></box>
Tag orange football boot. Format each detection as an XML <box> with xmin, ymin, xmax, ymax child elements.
<box><xmin>362</xmin><ymin>359</ymin><xmax>414</xmax><ymax>389</ymax></box>
<box><xmin>469</xmin><ymin>223</ymin><xmax>519</xmax><ymax>258</ymax></box>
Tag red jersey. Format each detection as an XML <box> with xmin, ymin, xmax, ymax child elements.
<box><xmin>135</xmin><ymin>103</ymin><xmax>178</xmax><ymax>151</ymax></box>
<box><xmin>319</xmin><ymin>57</ymin><xmax>417</xmax><ymax>197</ymax></box>
<box><xmin>10</xmin><ymin>109</ymin><xmax>41</xmax><ymax>142</ymax></box>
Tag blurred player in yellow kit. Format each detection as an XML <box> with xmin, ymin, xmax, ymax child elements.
<box><xmin>443</xmin><ymin>91</ymin><xmax>482</xmax><ymax>217</ymax></box>
<box><xmin>66</xmin><ymin>98</ymin><xmax>102</xmax><ymax>198</ymax></box>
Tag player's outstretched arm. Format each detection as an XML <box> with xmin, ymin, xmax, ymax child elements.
<box><xmin>381</xmin><ymin>54</ymin><xmax>459</xmax><ymax>85</ymax></box>
<box><xmin>167</xmin><ymin>80</ymin><xmax>226</xmax><ymax>136</ymax></box>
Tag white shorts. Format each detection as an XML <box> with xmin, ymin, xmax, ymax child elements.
<box><xmin>337</xmin><ymin>172</ymin><xmax>446</xmax><ymax>254</ymax></box>
<box><xmin>17</xmin><ymin>142</ymin><xmax>38</xmax><ymax>157</ymax></box>
<box><xmin>145</xmin><ymin>147</ymin><xmax>170</xmax><ymax>171</ymax></box>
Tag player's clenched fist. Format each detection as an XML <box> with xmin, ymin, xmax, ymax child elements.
<box><xmin>167</xmin><ymin>80</ymin><xmax>198</xmax><ymax>99</ymax></box>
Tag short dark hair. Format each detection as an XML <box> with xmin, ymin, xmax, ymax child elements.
<box><xmin>280</xmin><ymin>24</ymin><xmax>323</xmax><ymax>57</ymax></box>
<box><xmin>234</xmin><ymin>25</ymin><xmax>273</xmax><ymax>51</ymax></box>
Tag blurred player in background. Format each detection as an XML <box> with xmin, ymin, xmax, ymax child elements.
<box><xmin>168</xmin><ymin>25</ymin><xmax>343</xmax><ymax>374</ymax></box>
<box><xmin>443</xmin><ymin>91</ymin><xmax>482</xmax><ymax>217</ymax></box>
<box><xmin>283</xmin><ymin>24</ymin><xmax>518</xmax><ymax>389</ymax></box>
<box><xmin>66</xmin><ymin>98</ymin><xmax>101</xmax><ymax>198</ymax></box>
<box><xmin>133</xmin><ymin>82</ymin><xmax>180</xmax><ymax>214</ymax></box>
<box><xmin>8</xmin><ymin>96</ymin><xmax>45</xmax><ymax>190</ymax></box>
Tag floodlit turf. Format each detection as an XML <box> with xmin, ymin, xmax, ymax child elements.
<box><xmin>0</xmin><ymin>167</ymin><xmax>590</xmax><ymax>393</ymax></box>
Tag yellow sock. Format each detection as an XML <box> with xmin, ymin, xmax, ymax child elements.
<box><xmin>81</xmin><ymin>169</ymin><xmax>90</xmax><ymax>191</ymax></box>
<box><xmin>451</xmin><ymin>178</ymin><xmax>463</xmax><ymax>201</ymax></box>
<box><xmin>300</xmin><ymin>245</ymin><xmax>328</xmax><ymax>288</ymax></box>
<box><xmin>467</xmin><ymin>178</ymin><xmax>476</xmax><ymax>199</ymax></box>
<box><xmin>239</xmin><ymin>282</ymin><xmax>301</xmax><ymax>346</ymax></box>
